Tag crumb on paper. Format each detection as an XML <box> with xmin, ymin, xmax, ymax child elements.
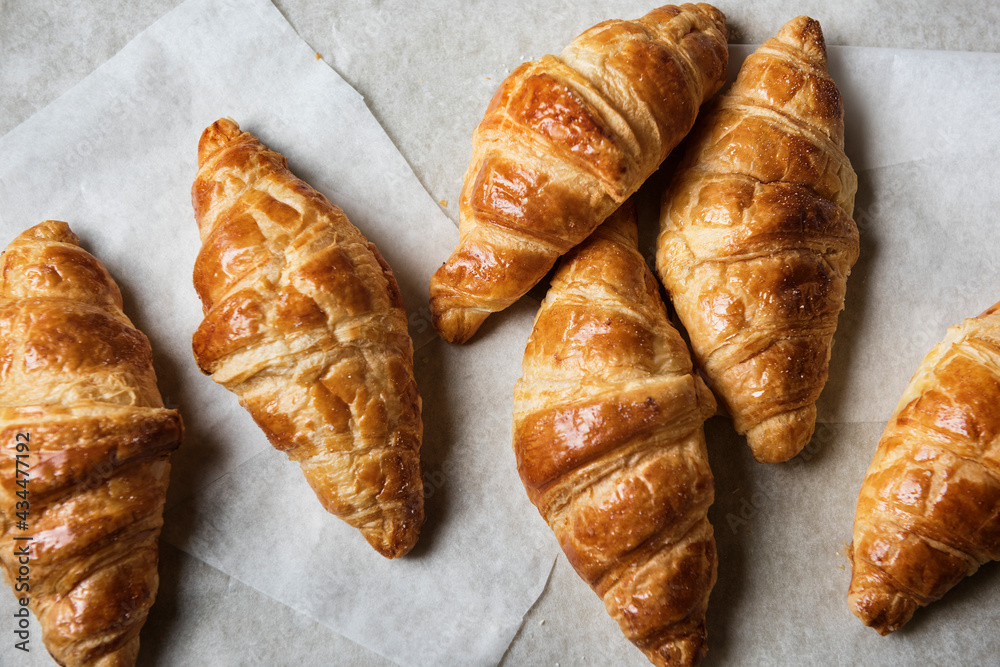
<box><xmin>315</xmin><ymin>52</ymin><xmax>321</xmax><ymax>60</ymax></box>
<box><xmin>439</xmin><ymin>199</ymin><xmax>448</xmax><ymax>207</ymax></box>
<box><xmin>539</xmin><ymin>619</ymin><xmax>545</xmax><ymax>626</ymax></box>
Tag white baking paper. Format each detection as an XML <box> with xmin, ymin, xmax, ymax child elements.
<box><xmin>0</xmin><ymin>0</ymin><xmax>556</xmax><ymax>664</ymax></box>
<box><xmin>2</xmin><ymin>2</ymin><xmax>1000</xmax><ymax>665</ymax></box>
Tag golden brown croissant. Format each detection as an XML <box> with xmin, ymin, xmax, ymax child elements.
<box><xmin>429</xmin><ymin>3</ymin><xmax>729</xmax><ymax>344</ymax></box>
<box><xmin>191</xmin><ymin>118</ymin><xmax>423</xmax><ymax>558</ymax></box>
<box><xmin>656</xmin><ymin>16</ymin><xmax>859</xmax><ymax>463</ymax></box>
<box><xmin>848</xmin><ymin>301</ymin><xmax>1000</xmax><ymax>634</ymax></box>
<box><xmin>513</xmin><ymin>202</ymin><xmax>718</xmax><ymax>666</ymax></box>
<box><xmin>0</xmin><ymin>220</ymin><xmax>182</xmax><ymax>666</ymax></box>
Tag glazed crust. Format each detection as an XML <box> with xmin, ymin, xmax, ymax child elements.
<box><xmin>848</xmin><ymin>301</ymin><xmax>1000</xmax><ymax>634</ymax></box>
<box><xmin>430</xmin><ymin>3</ymin><xmax>729</xmax><ymax>344</ymax></box>
<box><xmin>657</xmin><ymin>16</ymin><xmax>859</xmax><ymax>463</ymax></box>
<box><xmin>0</xmin><ymin>220</ymin><xmax>182</xmax><ymax>666</ymax></box>
<box><xmin>191</xmin><ymin>119</ymin><xmax>423</xmax><ymax>558</ymax></box>
<box><xmin>513</xmin><ymin>202</ymin><xmax>718</xmax><ymax>666</ymax></box>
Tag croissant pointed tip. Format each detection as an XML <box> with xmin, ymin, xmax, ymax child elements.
<box><xmin>198</xmin><ymin>117</ymin><xmax>242</xmax><ymax>164</ymax></box>
<box><xmin>777</xmin><ymin>16</ymin><xmax>828</xmax><ymax>66</ymax></box>
<box><xmin>89</xmin><ymin>636</ymin><xmax>141</xmax><ymax>667</ymax></box>
<box><xmin>362</xmin><ymin>520</ymin><xmax>421</xmax><ymax>559</ymax></box>
<box><xmin>847</xmin><ymin>567</ymin><xmax>919</xmax><ymax>635</ymax></box>
<box><xmin>17</xmin><ymin>220</ymin><xmax>79</xmax><ymax>246</ymax></box>
<box><xmin>366</xmin><ymin>539</ymin><xmax>408</xmax><ymax>559</ymax></box>
<box><xmin>430</xmin><ymin>302</ymin><xmax>489</xmax><ymax>345</ymax></box>
<box><xmin>693</xmin><ymin>3</ymin><xmax>727</xmax><ymax>37</ymax></box>
<box><xmin>639</xmin><ymin>621</ymin><xmax>709</xmax><ymax>667</ymax></box>
<box><xmin>745</xmin><ymin>405</ymin><xmax>816</xmax><ymax>463</ymax></box>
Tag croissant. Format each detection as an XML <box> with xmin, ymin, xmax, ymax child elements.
<box><xmin>656</xmin><ymin>16</ymin><xmax>859</xmax><ymax>463</ymax></box>
<box><xmin>191</xmin><ymin>119</ymin><xmax>424</xmax><ymax>558</ymax></box>
<box><xmin>512</xmin><ymin>202</ymin><xmax>718</xmax><ymax>666</ymax></box>
<box><xmin>848</xmin><ymin>301</ymin><xmax>1000</xmax><ymax>634</ymax></box>
<box><xmin>0</xmin><ymin>221</ymin><xmax>182</xmax><ymax>666</ymax></box>
<box><xmin>429</xmin><ymin>3</ymin><xmax>729</xmax><ymax>344</ymax></box>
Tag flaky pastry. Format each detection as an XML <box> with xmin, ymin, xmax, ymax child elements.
<box><xmin>657</xmin><ymin>16</ymin><xmax>859</xmax><ymax>462</ymax></box>
<box><xmin>849</xmin><ymin>301</ymin><xmax>1000</xmax><ymax>634</ymax></box>
<box><xmin>430</xmin><ymin>3</ymin><xmax>729</xmax><ymax>344</ymax></box>
<box><xmin>191</xmin><ymin>119</ymin><xmax>424</xmax><ymax>558</ymax></box>
<box><xmin>513</xmin><ymin>202</ymin><xmax>717</xmax><ymax>665</ymax></box>
<box><xmin>0</xmin><ymin>220</ymin><xmax>182</xmax><ymax>666</ymax></box>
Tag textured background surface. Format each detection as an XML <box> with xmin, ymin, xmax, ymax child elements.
<box><xmin>3</xmin><ymin>1</ymin><xmax>1000</xmax><ymax>666</ymax></box>
<box><xmin>4</xmin><ymin>0</ymin><xmax>1000</xmax><ymax>226</ymax></box>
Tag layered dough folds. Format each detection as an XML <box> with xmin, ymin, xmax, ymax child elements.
<box><xmin>431</xmin><ymin>3</ymin><xmax>729</xmax><ymax>343</ymax></box>
<box><xmin>849</xmin><ymin>302</ymin><xmax>1000</xmax><ymax>634</ymax></box>
<box><xmin>513</xmin><ymin>203</ymin><xmax>717</xmax><ymax>666</ymax></box>
<box><xmin>192</xmin><ymin>119</ymin><xmax>424</xmax><ymax>558</ymax></box>
<box><xmin>657</xmin><ymin>16</ymin><xmax>859</xmax><ymax>462</ymax></box>
<box><xmin>0</xmin><ymin>220</ymin><xmax>182</xmax><ymax>666</ymax></box>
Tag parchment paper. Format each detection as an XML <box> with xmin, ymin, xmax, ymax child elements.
<box><xmin>1</xmin><ymin>1</ymin><xmax>999</xmax><ymax>665</ymax></box>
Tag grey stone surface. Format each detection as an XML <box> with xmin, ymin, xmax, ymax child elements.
<box><xmin>3</xmin><ymin>1</ymin><xmax>999</xmax><ymax>222</ymax></box>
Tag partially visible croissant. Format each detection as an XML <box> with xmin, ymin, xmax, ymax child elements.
<box><xmin>0</xmin><ymin>220</ymin><xmax>182</xmax><ymax>666</ymax></box>
<box><xmin>429</xmin><ymin>3</ymin><xmax>729</xmax><ymax>344</ymax></box>
<box><xmin>848</xmin><ymin>301</ymin><xmax>1000</xmax><ymax>634</ymax></box>
<box><xmin>191</xmin><ymin>118</ymin><xmax>424</xmax><ymax>558</ymax></box>
<box><xmin>657</xmin><ymin>16</ymin><xmax>859</xmax><ymax>462</ymax></box>
<box><xmin>513</xmin><ymin>202</ymin><xmax>718</xmax><ymax>666</ymax></box>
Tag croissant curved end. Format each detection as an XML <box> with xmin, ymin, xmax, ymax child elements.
<box><xmin>197</xmin><ymin>117</ymin><xmax>242</xmax><ymax>164</ymax></box>
<box><xmin>847</xmin><ymin>562</ymin><xmax>919</xmax><ymax>635</ymax></box>
<box><xmin>16</xmin><ymin>219</ymin><xmax>79</xmax><ymax>245</ymax></box>
<box><xmin>90</xmin><ymin>639</ymin><xmax>141</xmax><ymax>667</ymax></box>
<box><xmin>693</xmin><ymin>2</ymin><xmax>727</xmax><ymax>36</ymax></box>
<box><xmin>361</xmin><ymin>519</ymin><xmax>421</xmax><ymax>559</ymax></box>
<box><xmin>744</xmin><ymin>404</ymin><xmax>816</xmax><ymax>463</ymax></box>
<box><xmin>776</xmin><ymin>15</ymin><xmax>828</xmax><ymax>66</ymax></box>
<box><xmin>642</xmin><ymin>625</ymin><xmax>708</xmax><ymax>667</ymax></box>
<box><xmin>430</xmin><ymin>301</ymin><xmax>490</xmax><ymax>345</ymax></box>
